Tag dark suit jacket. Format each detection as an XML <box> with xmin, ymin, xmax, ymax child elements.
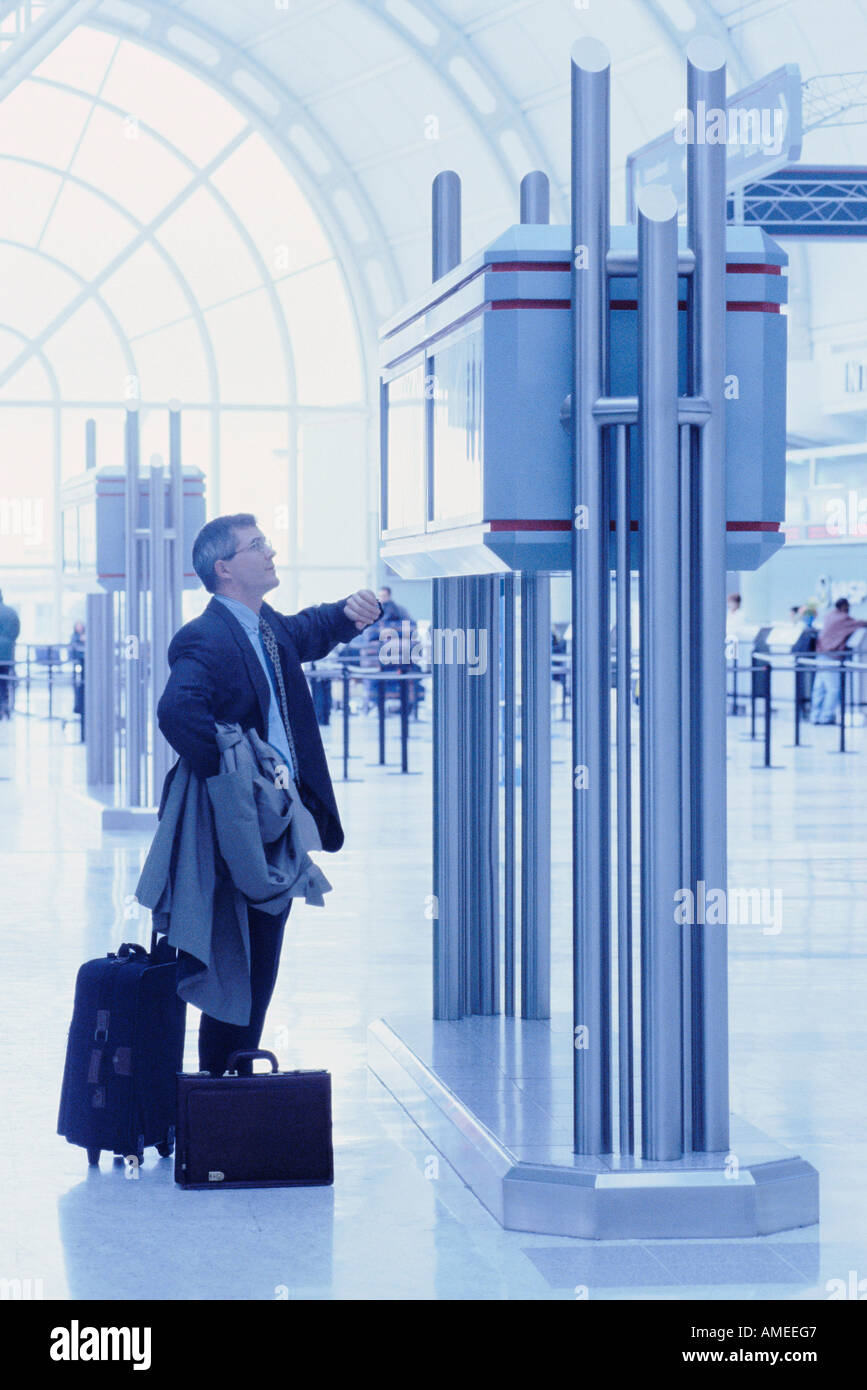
<box><xmin>156</xmin><ymin>594</ymin><xmax>359</xmax><ymax>851</ymax></box>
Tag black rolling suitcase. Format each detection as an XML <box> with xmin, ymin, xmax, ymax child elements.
<box><xmin>57</xmin><ymin>932</ymin><xmax>186</xmax><ymax>1167</ymax></box>
<box><xmin>175</xmin><ymin>1050</ymin><xmax>333</xmax><ymax>1189</ymax></box>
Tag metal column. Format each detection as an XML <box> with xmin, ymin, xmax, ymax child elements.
<box><xmin>85</xmin><ymin>591</ymin><xmax>114</xmax><ymax>786</ymax></box>
<box><xmin>149</xmin><ymin>456</ymin><xmax>170</xmax><ymax>801</ymax></box>
<box><xmin>686</xmin><ymin>38</ymin><xmax>730</xmax><ymax>1153</ymax></box>
<box><xmin>123</xmin><ymin>403</ymin><xmax>144</xmax><ymax>807</ymax></box>
<box><xmin>570</xmin><ymin>37</ymin><xmax>612</xmax><ymax>1155</ymax></box>
<box><xmin>637</xmin><ymin>186</ymin><xmax>683</xmax><ymax>1161</ymax></box>
<box><xmin>518</xmin><ymin>172</ymin><xmax>552</xmax><ymax>1022</ymax></box>
<box><xmin>432</xmin><ymin>171</ymin><xmax>465</xmax><ymax>1020</ymax></box>
<box><xmin>469</xmin><ymin>574</ymin><xmax>499</xmax><ymax>1015</ymax></box>
<box><xmin>520</xmin><ymin>574</ymin><xmax>551</xmax><ymax>1019</ymax></box>
<box><xmin>503</xmin><ymin>573</ymin><xmax>516</xmax><ymax>1016</ymax></box>
<box><xmin>614</xmin><ymin>425</ymin><xmax>634</xmax><ymax>1154</ymax></box>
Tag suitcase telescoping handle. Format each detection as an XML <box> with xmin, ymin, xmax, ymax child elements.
<box><xmin>226</xmin><ymin>1049</ymin><xmax>279</xmax><ymax>1074</ymax></box>
<box><xmin>117</xmin><ymin>943</ymin><xmax>149</xmax><ymax>960</ymax></box>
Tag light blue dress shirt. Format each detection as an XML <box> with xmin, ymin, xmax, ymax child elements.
<box><xmin>214</xmin><ymin>593</ymin><xmax>298</xmax><ymax>783</ymax></box>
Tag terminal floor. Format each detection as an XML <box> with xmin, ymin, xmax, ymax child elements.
<box><xmin>0</xmin><ymin>700</ymin><xmax>865</xmax><ymax>1301</ymax></box>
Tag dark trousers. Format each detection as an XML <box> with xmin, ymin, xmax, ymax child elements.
<box><xmin>198</xmin><ymin>901</ymin><xmax>292</xmax><ymax>1075</ymax></box>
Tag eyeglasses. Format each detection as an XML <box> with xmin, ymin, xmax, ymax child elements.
<box><xmin>229</xmin><ymin>537</ymin><xmax>273</xmax><ymax>558</ymax></box>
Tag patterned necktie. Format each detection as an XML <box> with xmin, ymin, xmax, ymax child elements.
<box><xmin>258</xmin><ymin>615</ymin><xmax>300</xmax><ymax>782</ymax></box>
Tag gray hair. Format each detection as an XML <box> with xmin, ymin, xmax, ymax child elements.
<box><xmin>192</xmin><ymin>514</ymin><xmax>257</xmax><ymax>593</ymax></box>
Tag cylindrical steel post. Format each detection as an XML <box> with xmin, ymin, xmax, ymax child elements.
<box><xmin>342</xmin><ymin>667</ymin><xmax>350</xmax><ymax>781</ymax></box>
<box><xmin>85</xmin><ymin>418</ymin><xmax>96</xmax><ymax>471</ymax></box>
<box><xmin>432</xmin><ymin>171</ymin><xmax>461</xmax><ymax>282</ymax></box>
<box><xmin>124</xmin><ymin>404</ymin><xmax>142</xmax><ymax>807</ymax></box>
<box><xmin>521</xmin><ymin>573</ymin><xmax>551</xmax><ymax>1019</ymax></box>
<box><xmin>637</xmin><ymin>184</ymin><xmax>683</xmax><ymax>1162</ymax></box>
<box><xmin>85</xmin><ymin>590</ymin><xmax>114</xmax><ymax>786</ymax></box>
<box><xmin>503</xmin><ymin>573</ymin><xmax>516</xmax><ymax>1017</ymax></box>
<box><xmin>570</xmin><ymin>36</ymin><xmax>612</xmax><ymax>1155</ymax></box>
<box><xmin>471</xmin><ymin>574</ymin><xmax>500</xmax><ymax>1015</ymax></box>
<box><xmin>149</xmin><ymin>458</ymin><xmax>169</xmax><ymax>801</ymax></box>
<box><xmin>432</xmin><ymin>171</ymin><xmax>466</xmax><ymax>1021</ymax></box>
<box><xmin>615</xmin><ymin>424</ymin><xmax>634</xmax><ymax>1154</ymax></box>
<box><xmin>686</xmin><ymin>37</ymin><xmax>731</xmax><ymax>1152</ymax></box>
<box><xmin>520</xmin><ymin>171</ymin><xmax>550</xmax><ymax>225</ymax></box>
<box><xmin>169</xmin><ymin>402</ymin><xmax>183</xmax><ymax>638</ymax></box>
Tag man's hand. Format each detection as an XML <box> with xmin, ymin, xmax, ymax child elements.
<box><xmin>344</xmin><ymin>589</ymin><xmax>383</xmax><ymax>630</ymax></box>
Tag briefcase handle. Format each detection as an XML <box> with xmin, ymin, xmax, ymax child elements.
<box><xmin>226</xmin><ymin>1049</ymin><xmax>279</xmax><ymax>1074</ymax></box>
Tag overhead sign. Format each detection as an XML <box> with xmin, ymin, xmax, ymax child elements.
<box><xmin>626</xmin><ymin>64</ymin><xmax>803</xmax><ymax>220</ymax></box>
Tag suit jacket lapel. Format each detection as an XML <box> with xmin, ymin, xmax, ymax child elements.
<box><xmin>208</xmin><ymin>597</ymin><xmax>271</xmax><ymax>734</ymax></box>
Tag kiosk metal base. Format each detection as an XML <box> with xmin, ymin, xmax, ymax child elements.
<box><xmin>368</xmin><ymin>1015</ymin><xmax>819</xmax><ymax>1240</ymax></box>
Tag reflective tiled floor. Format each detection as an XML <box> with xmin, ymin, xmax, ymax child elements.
<box><xmin>0</xmin><ymin>697</ymin><xmax>864</xmax><ymax>1299</ymax></box>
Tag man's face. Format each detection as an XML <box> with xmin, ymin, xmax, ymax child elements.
<box><xmin>220</xmin><ymin>525</ymin><xmax>278</xmax><ymax>598</ymax></box>
<box><xmin>378</xmin><ymin>589</ymin><xmax>390</xmax><ymax>606</ymax></box>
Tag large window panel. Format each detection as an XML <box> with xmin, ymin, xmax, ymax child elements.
<box><xmin>40</xmin><ymin>181</ymin><xmax>137</xmax><ymax>282</ymax></box>
<box><xmin>218</xmin><ymin>411</ymin><xmax>289</xmax><ymax>531</ymax></box>
<box><xmin>205</xmin><ymin>291</ymin><xmax>286</xmax><ymax>404</ymax></box>
<box><xmin>212</xmin><ymin>132</ymin><xmax>334</xmax><ymax>277</ymax></box>
<box><xmin>0</xmin><ymin>160</ymin><xmax>62</xmax><ymax>246</ymax></box>
<box><xmin>0</xmin><ymin>245</ymin><xmax>80</xmax><ymax>339</ymax></box>
<box><xmin>101</xmin><ymin>243</ymin><xmax>192</xmax><ymax>340</ymax></box>
<box><xmin>70</xmin><ymin>106</ymin><xmax>192</xmax><ymax>225</ymax></box>
<box><xmin>32</xmin><ymin>26</ymin><xmax>118</xmax><ymax>95</ymax></box>
<box><xmin>157</xmin><ymin>187</ymin><xmax>262</xmax><ymax>308</ymax></box>
<box><xmin>0</xmin><ymin>356</ymin><xmax>53</xmax><ymax>403</ymax></box>
<box><xmin>99</xmin><ymin>40</ymin><xmax>246</xmax><ymax>165</ymax></box>
<box><xmin>43</xmin><ymin>301</ymin><xmax>130</xmax><ymax>402</ymax></box>
<box><xmin>277</xmin><ymin>261</ymin><xmax>363</xmax><ymax>405</ymax></box>
<box><xmin>0</xmin><ymin>81</ymin><xmax>91</xmax><ymax>167</ymax></box>
<box><xmin>0</xmin><ymin>408</ymin><xmax>54</xmax><ymax>566</ymax></box>
<box><xmin>297</xmin><ymin>417</ymin><xmax>367</xmax><ymax>568</ymax></box>
<box><xmin>131</xmin><ymin>319</ymin><xmax>211</xmax><ymax>404</ymax></box>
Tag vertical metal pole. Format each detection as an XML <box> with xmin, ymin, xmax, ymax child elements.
<box><xmin>503</xmin><ymin>573</ymin><xmax>516</xmax><ymax>1017</ymax></box>
<box><xmin>149</xmin><ymin>457</ymin><xmax>169</xmax><ymax>801</ymax></box>
<box><xmin>615</xmin><ymin>425</ymin><xmax>634</xmax><ymax>1154</ymax></box>
<box><xmin>638</xmin><ymin>184</ymin><xmax>683</xmax><ymax>1162</ymax></box>
<box><xmin>679</xmin><ymin>424</ymin><xmax>694</xmax><ymax>1156</ymax></box>
<box><xmin>687</xmin><ymin>38</ymin><xmax>730</xmax><ymax>1152</ymax></box>
<box><xmin>432</xmin><ymin>171</ymin><xmax>461</xmax><ymax>282</ymax></box>
<box><xmin>85</xmin><ymin>418</ymin><xmax>96</xmax><ymax>470</ymax></box>
<box><xmin>431</xmin><ymin>171</ymin><xmax>465</xmax><ymax>1021</ymax></box>
<box><xmin>571</xmin><ymin>36</ymin><xmax>612</xmax><ymax>1155</ymax></box>
<box><xmin>521</xmin><ymin>574</ymin><xmax>551</xmax><ymax>1019</ymax></box>
<box><xmin>470</xmin><ymin>574</ymin><xmax>500</xmax><ymax>1015</ymax></box>
<box><xmin>168</xmin><ymin>402</ymin><xmax>183</xmax><ymax>637</ymax></box>
<box><xmin>342</xmin><ymin>667</ymin><xmax>350</xmax><ymax>780</ymax></box>
<box><xmin>518</xmin><ymin>177</ymin><xmax>550</xmax><ymax>1022</ymax></box>
<box><xmin>520</xmin><ymin>171</ymin><xmax>550</xmax><ymax>225</ymax></box>
<box><xmin>124</xmin><ymin>403</ymin><xmax>142</xmax><ymax>807</ymax></box>
<box><xmin>85</xmin><ymin>591</ymin><xmax>114</xmax><ymax>786</ymax></box>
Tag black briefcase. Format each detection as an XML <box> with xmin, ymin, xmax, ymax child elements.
<box><xmin>175</xmin><ymin>1050</ymin><xmax>333</xmax><ymax>1189</ymax></box>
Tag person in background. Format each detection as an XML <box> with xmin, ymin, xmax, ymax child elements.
<box><xmin>69</xmin><ymin>620</ymin><xmax>86</xmax><ymax>718</ymax></box>
<box><xmin>0</xmin><ymin>589</ymin><xmax>21</xmax><ymax>720</ymax></box>
<box><xmin>376</xmin><ymin>585</ymin><xmax>411</xmax><ymax>627</ymax></box>
<box><xmin>726</xmin><ymin>592</ymin><xmax>744</xmax><ymax>633</ymax></box>
<box><xmin>810</xmin><ymin>597</ymin><xmax>867</xmax><ymax>725</ymax></box>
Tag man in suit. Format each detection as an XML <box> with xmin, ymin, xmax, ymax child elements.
<box><xmin>157</xmin><ymin>512</ymin><xmax>381</xmax><ymax>1075</ymax></box>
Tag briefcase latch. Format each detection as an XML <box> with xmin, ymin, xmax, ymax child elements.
<box><xmin>208</xmin><ymin>1171</ymin><xmax>225</xmax><ymax>1182</ymax></box>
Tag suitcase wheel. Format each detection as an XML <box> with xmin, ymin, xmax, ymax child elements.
<box><xmin>86</xmin><ymin>1147</ymin><xmax>101</xmax><ymax>1167</ymax></box>
<box><xmin>156</xmin><ymin>1126</ymin><xmax>175</xmax><ymax>1159</ymax></box>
